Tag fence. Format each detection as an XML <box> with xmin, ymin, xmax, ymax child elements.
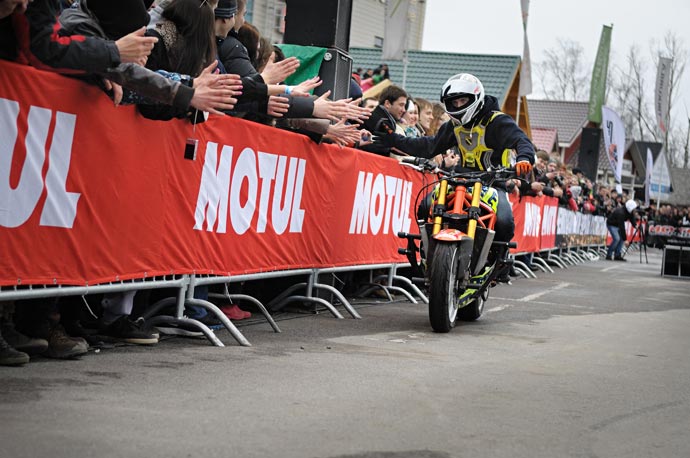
<box><xmin>0</xmin><ymin>61</ymin><xmax>607</xmax><ymax>346</ymax></box>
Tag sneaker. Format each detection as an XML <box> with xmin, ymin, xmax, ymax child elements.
<box><xmin>605</xmin><ymin>255</ymin><xmax>613</xmax><ymax>260</ymax></box>
<box><xmin>44</xmin><ymin>324</ymin><xmax>89</xmax><ymax>359</ymax></box>
<box><xmin>100</xmin><ymin>316</ymin><xmax>158</xmax><ymax>345</ymax></box>
<box><xmin>614</xmin><ymin>256</ymin><xmax>627</xmax><ymax>262</ymax></box>
<box><xmin>155</xmin><ymin>321</ymin><xmax>205</xmax><ymax>337</ymax></box>
<box><xmin>0</xmin><ymin>331</ymin><xmax>30</xmax><ymax>366</ymax></box>
<box><xmin>1</xmin><ymin>323</ymin><xmax>48</xmax><ymax>356</ymax></box>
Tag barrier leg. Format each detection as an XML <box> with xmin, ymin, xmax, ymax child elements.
<box><xmin>207</xmin><ymin>291</ymin><xmax>281</xmax><ymax>333</ymax></box>
<box><xmin>513</xmin><ymin>259</ymin><xmax>537</xmax><ymax>279</ymax></box>
<box><xmin>312</xmin><ymin>280</ymin><xmax>361</xmax><ymax>319</ymax></box>
<box><xmin>185</xmin><ymin>298</ymin><xmax>251</xmax><ymax>347</ymax></box>
<box><xmin>532</xmin><ymin>256</ymin><xmax>554</xmax><ymax>273</ymax></box>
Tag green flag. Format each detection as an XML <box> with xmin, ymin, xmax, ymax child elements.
<box><xmin>587</xmin><ymin>25</ymin><xmax>612</xmax><ymax>124</ymax></box>
<box><xmin>276</xmin><ymin>44</ymin><xmax>327</xmax><ymax>88</ymax></box>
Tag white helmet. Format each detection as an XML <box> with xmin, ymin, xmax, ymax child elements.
<box><xmin>440</xmin><ymin>73</ymin><xmax>485</xmax><ymax>125</ymax></box>
<box><xmin>625</xmin><ymin>199</ymin><xmax>638</xmax><ymax>213</ymax></box>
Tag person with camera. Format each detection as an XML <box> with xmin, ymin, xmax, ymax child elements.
<box><xmin>606</xmin><ymin>199</ymin><xmax>638</xmax><ymax>261</ymax></box>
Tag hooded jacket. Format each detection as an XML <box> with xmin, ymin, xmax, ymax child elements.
<box><xmin>58</xmin><ymin>0</ymin><xmax>194</xmax><ymax>112</ymax></box>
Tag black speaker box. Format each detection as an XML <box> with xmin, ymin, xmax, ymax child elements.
<box><xmin>284</xmin><ymin>0</ymin><xmax>353</xmax><ymax>51</ymax></box>
<box><xmin>578</xmin><ymin>127</ymin><xmax>601</xmax><ymax>181</ymax></box>
<box><xmin>313</xmin><ymin>48</ymin><xmax>352</xmax><ymax>101</ymax></box>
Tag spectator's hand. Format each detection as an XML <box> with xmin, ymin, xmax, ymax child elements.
<box><xmin>325</xmin><ymin>119</ymin><xmax>361</xmax><ymax>147</ymax></box>
<box><xmin>531</xmin><ymin>181</ymin><xmax>545</xmax><ymax>193</ymax></box>
<box><xmin>516</xmin><ymin>160</ymin><xmax>532</xmax><ymax>177</ymax></box>
<box><xmin>103</xmin><ymin>79</ymin><xmax>123</xmax><ymax>106</ymax></box>
<box><xmin>267</xmin><ymin>95</ymin><xmax>290</xmax><ymax>117</ymax></box>
<box><xmin>0</xmin><ymin>0</ymin><xmax>28</xmax><ymax>18</ymax></box>
<box><xmin>553</xmin><ymin>187</ymin><xmax>563</xmax><ymax>197</ymax></box>
<box><xmin>432</xmin><ymin>151</ymin><xmax>459</xmax><ymax>168</ymax></box>
<box><xmin>343</xmin><ymin>98</ymin><xmax>371</xmax><ymax>123</ymax></box>
<box><xmin>261</xmin><ymin>56</ymin><xmax>299</xmax><ymax>84</ymax></box>
<box><xmin>291</xmin><ymin>76</ymin><xmax>322</xmax><ymax>97</ymax></box>
<box><xmin>359</xmin><ymin>129</ymin><xmax>373</xmax><ymax>146</ymax></box>
<box><xmin>190</xmin><ymin>83</ymin><xmax>238</xmax><ymax>115</ymax></box>
<box><xmin>115</xmin><ymin>27</ymin><xmax>158</xmax><ymax>65</ymax></box>
<box><xmin>194</xmin><ymin>62</ymin><xmax>243</xmax><ymax>95</ymax></box>
<box><xmin>510</xmin><ymin>179</ymin><xmax>521</xmax><ymax>196</ymax></box>
<box><xmin>312</xmin><ymin>91</ymin><xmax>350</xmax><ymax>122</ymax></box>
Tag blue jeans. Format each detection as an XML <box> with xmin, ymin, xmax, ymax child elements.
<box><xmin>607</xmin><ymin>225</ymin><xmax>624</xmax><ymax>258</ymax></box>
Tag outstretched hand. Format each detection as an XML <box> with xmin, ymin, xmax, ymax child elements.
<box><xmin>115</xmin><ymin>27</ymin><xmax>158</xmax><ymax>66</ymax></box>
<box><xmin>312</xmin><ymin>91</ymin><xmax>350</xmax><ymax>122</ymax></box>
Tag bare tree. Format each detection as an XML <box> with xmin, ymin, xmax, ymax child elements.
<box><xmin>609</xmin><ymin>45</ymin><xmax>657</xmax><ymax>142</ymax></box>
<box><xmin>536</xmin><ymin>38</ymin><xmax>590</xmax><ymax>101</ymax></box>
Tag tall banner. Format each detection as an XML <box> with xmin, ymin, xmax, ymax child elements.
<box><xmin>587</xmin><ymin>25</ymin><xmax>613</xmax><ymax>124</ymax></box>
<box><xmin>650</xmin><ymin>148</ymin><xmax>672</xmax><ymax>203</ymax></box>
<box><xmin>601</xmin><ymin>105</ymin><xmax>625</xmax><ymax>193</ymax></box>
<box><xmin>654</xmin><ymin>56</ymin><xmax>672</xmax><ymax>134</ymax></box>
<box><xmin>645</xmin><ymin>147</ymin><xmax>653</xmax><ymax>207</ymax></box>
<box><xmin>518</xmin><ymin>0</ymin><xmax>532</xmax><ymax>97</ymax></box>
<box><xmin>382</xmin><ymin>0</ymin><xmax>410</xmax><ymax>61</ymax></box>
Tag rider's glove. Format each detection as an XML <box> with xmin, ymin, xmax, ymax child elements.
<box><xmin>516</xmin><ymin>160</ymin><xmax>532</xmax><ymax>177</ymax></box>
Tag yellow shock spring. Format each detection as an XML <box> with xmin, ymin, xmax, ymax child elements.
<box><xmin>432</xmin><ymin>179</ymin><xmax>448</xmax><ymax>235</ymax></box>
<box><xmin>467</xmin><ymin>181</ymin><xmax>482</xmax><ymax>239</ymax></box>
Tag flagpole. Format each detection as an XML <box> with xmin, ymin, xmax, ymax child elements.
<box><xmin>401</xmin><ymin>11</ymin><xmax>410</xmax><ymax>89</ymax></box>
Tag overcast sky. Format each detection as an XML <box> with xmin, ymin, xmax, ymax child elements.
<box><xmin>421</xmin><ymin>0</ymin><xmax>690</xmax><ymax>128</ymax></box>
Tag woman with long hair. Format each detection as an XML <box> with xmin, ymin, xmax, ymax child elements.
<box><xmin>140</xmin><ymin>0</ymin><xmax>219</xmax><ymax>121</ymax></box>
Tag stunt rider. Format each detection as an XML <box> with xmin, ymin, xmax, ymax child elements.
<box><xmin>375</xmin><ymin>73</ymin><xmax>535</xmax><ymax>244</ymax></box>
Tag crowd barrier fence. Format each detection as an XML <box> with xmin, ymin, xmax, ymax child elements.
<box><xmin>1</xmin><ymin>61</ymin><xmax>606</xmax><ymax>346</ymax></box>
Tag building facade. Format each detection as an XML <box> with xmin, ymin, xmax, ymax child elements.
<box><xmin>246</xmin><ymin>0</ymin><xmax>427</xmax><ymax>51</ymax></box>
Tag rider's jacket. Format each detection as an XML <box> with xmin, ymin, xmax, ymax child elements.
<box><xmin>385</xmin><ymin>95</ymin><xmax>535</xmax><ymax>169</ymax></box>
<box><xmin>451</xmin><ymin>111</ymin><xmax>514</xmax><ymax>170</ymax></box>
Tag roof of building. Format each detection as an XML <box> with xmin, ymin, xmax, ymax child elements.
<box><xmin>669</xmin><ymin>167</ymin><xmax>690</xmax><ymax>206</ymax></box>
<box><xmin>349</xmin><ymin>47</ymin><xmax>521</xmax><ymax>106</ymax></box>
<box><xmin>526</xmin><ymin>99</ymin><xmax>589</xmax><ymax>147</ymax></box>
<box><xmin>531</xmin><ymin>127</ymin><xmax>558</xmax><ymax>153</ymax></box>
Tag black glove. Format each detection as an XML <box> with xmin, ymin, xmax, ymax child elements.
<box><xmin>373</xmin><ymin>118</ymin><xmax>396</xmax><ymax>147</ymax></box>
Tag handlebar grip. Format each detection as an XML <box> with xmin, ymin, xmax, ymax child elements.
<box><xmin>400</xmin><ymin>156</ymin><xmax>422</xmax><ymax>165</ymax></box>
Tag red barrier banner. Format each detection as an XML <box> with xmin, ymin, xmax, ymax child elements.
<box><xmin>540</xmin><ymin>196</ymin><xmax>558</xmax><ymax>250</ymax></box>
<box><xmin>1</xmin><ymin>61</ymin><xmax>424</xmax><ymax>286</ymax></box>
<box><xmin>510</xmin><ymin>194</ymin><xmax>540</xmax><ymax>253</ymax></box>
<box><xmin>510</xmin><ymin>194</ymin><xmax>559</xmax><ymax>253</ymax></box>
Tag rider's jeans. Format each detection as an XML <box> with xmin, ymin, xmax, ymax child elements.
<box><xmin>607</xmin><ymin>225</ymin><xmax>624</xmax><ymax>258</ymax></box>
<box><xmin>494</xmin><ymin>189</ymin><xmax>515</xmax><ymax>242</ymax></box>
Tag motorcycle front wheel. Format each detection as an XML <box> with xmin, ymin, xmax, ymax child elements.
<box><xmin>428</xmin><ymin>242</ymin><xmax>462</xmax><ymax>332</ymax></box>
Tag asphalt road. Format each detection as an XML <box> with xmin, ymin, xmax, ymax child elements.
<box><xmin>2</xmin><ymin>247</ymin><xmax>689</xmax><ymax>458</ymax></box>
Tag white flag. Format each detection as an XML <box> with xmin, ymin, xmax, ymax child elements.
<box><xmin>601</xmin><ymin>106</ymin><xmax>625</xmax><ymax>191</ymax></box>
<box><xmin>645</xmin><ymin>148</ymin><xmax>653</xmax><ymax>207</ymax></box>
<box><xmin>650</xmin><ymin>148</ymin><xmax>672</xmax><ymax>202</ymax></box>
<box><xmin>654</xmin><ymin>56</ymin><xmax>672</xmax><ymax>134</ymax></box>
<box><xmin>518</xmin><ymin>0</ymin><xmax>532</xmax><ymax>96</ymax></box>
<box><xmin>382</xmin><ymin>0</ymin><xmax>410</xmax><ymax>61</ymax></box>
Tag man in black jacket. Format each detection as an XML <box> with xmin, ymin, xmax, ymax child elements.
<box><xmin>606</xmin><ymin>199</ymin><xmax>638</xmax><ymax>261</ymax></box>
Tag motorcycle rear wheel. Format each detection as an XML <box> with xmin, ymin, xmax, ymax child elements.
<box><xmin>428</xmin><ymin>242</ymin><xmax>462</xmax><ymax>333</ymax></box>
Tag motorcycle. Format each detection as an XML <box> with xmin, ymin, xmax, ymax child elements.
<box><xmin>397</xmin><ymin>157</ymin><xmax>519</xmax><ymax>333</ymax></box>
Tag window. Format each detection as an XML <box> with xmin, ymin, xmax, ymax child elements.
<box><xmin>246</xmin><ymin>0</ymin><xmax>254</xmax><ymax>23</ymax></box>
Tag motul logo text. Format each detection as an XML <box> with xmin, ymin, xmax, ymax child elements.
<box><xmin>0</xmin><ymin>98</ymin><xmax>80</xmax><ymax>228</ymax></box>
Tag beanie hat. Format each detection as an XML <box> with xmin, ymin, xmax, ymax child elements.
<box><xmin>215</xmin><ymin>0</ymin><xmax>238</xmax><ymax>18</ymax></box>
